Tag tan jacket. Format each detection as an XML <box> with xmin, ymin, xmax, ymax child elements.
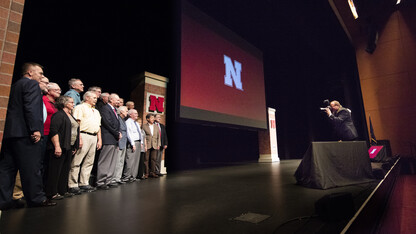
<box><xmin>142</xmin><ymin>123</ymin><xmax>161</xmax><ymax>150</ymax></box>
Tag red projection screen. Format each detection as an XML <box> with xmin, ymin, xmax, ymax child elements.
<box><xmin>180</xmin><ymin>1</ymin><xmax>267</xmax><ymax>129</ymax></box>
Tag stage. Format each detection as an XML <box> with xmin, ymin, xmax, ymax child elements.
<box><xmin>0</xmin><ymin>160</ymin><xmax>386</xmax><ymax>234</ymax></box>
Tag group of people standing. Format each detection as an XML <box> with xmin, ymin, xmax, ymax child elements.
<box><xmin>0</xmin><ymin>62</ymin><xmax>168</xmax><ymax>210</ymax></box>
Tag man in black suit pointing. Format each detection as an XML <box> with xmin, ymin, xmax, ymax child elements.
<box><xmin>0</xmin><ymin>62</ymin><xmax>56</xmax><ymax>209</ymax></box>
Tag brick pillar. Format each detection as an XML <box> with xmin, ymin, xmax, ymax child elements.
<box><xmin>0</xmin><ymin>0</ymin><xmax>25</xmax><ymax>150</ymax></box>
<box><xmin>258</xmin><ymin>107</ymin><xmax>280</xmax><ymax>162</ymax></box>
<box><xmin>130</xmin><ymin>71</ymin><xmax>169</xmax><ymax>172</ymax></box>
<box><xmin>130</xmin><ymin>71</ymin><xmax>169</xmax><ymax>123</ymax></box>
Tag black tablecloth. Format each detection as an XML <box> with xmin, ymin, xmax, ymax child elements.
<box><xmin>370</xmin><ymin>146</ymin><xmax>388</xmax><ymax>162</ymax></box>
<box><xmin>295</xmin><ymin>141</ymin><xmax>374</xmax><ymax>189</ymax></box>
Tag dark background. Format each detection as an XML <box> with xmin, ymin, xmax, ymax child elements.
<box><xmin>14</xmin><ymin>1</ymin><xmax>368</xmax><ymax>172</ymax></box>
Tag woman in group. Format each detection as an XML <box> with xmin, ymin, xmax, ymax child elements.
<box><xmin>45</xmin><ymin>96</ymin><xmax>80</xmax><ymax>200</ymax></box>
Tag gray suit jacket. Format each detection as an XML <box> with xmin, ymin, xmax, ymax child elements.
<box><xmin>118</xmin><ymin>116</ymin><xmax>127</xmax><ymax>149</ymax></box>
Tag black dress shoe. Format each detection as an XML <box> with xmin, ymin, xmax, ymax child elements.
<box><xmin>30</xmin><ymin>199</ymin><xmax>57</xmax><ymax>207</ymax></box>
<box><xmin>108</xmin><ymin>182</ymin><xmax>118</xmax><ymax>187</ymax></box>
<box><xmin>13</xmin><ymin>198</ymin><xmax>26</xmax><ymax>209</ymax></box>
<box><xmin>0</xmin><ymin>202</ymin><xmax>15</xmax><ymax>210</ymax></box>
<box><xmin>156</xmin><ymin>173</ymin><xmax>164</xmax><ymax>177</ymax></box>
<box><xmin>117</xmin><ymin>181</ymin><xmax>126</xmax><ymax>184</ymax></box>
<box><xmin>68</xmin><ymin>187</ymin><xmax>82</xmax><ymax>195</ymax></box>
<box><xmin>64</xmin><ymin>192</ymin><xmax>74</xmax><ymax>198</ymax></box>
<box><xmin>97</xmin><ymin>185</ymin><xmax>109</xmax><ymax>190</ymax></box>
<box><xmin>127</xmin><ymin>177</ymin><xmax>136</xmax><ymax>183</ymax></box>
<box><xmin>79</xmin><ymin>185</ymin><xmax>97</xmax><ymax>193</ymax></box>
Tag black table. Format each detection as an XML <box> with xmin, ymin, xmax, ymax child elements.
<box><xmin>295</xmin><ymin>141</ymin><xmax>374</xmax><ymax>189</ymax></box>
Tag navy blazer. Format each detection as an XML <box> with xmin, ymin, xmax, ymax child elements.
<box><xmin>99</xmin><ymin>104</ymin><xmax>120</xmax><ymax>145</ymax></box>
<box><xmin>3</xmin><ymin>77</ymin><xmax>43</xmax><ymax>138</ymax></box>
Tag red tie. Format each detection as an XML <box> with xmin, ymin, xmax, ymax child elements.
<box><xmin>113</xmin><ymin>108</ymin><xmax>118</xmax><ymax>118</ymax></box>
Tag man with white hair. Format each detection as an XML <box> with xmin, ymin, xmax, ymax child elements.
<box><xmin>96</xmin><ymin>93</ymin><xmax>121</xmax><ymax>190</ymax></box>
<box><xmin>88</xmin><ymin>86</ymin><xmax>102</xmax><ymax>98</ymax></box>
<box><xmin>126</xmin><ymin>101</ymin><xmax>135</xmax><ymax>110</ymax></box>
<box><xmin>96</xmin><ymin>92</ymin><xmax>109</xmax><ymax>110</ymax></box>
<box><xmin>122</xmin><ymin>109</ymin><xmax>143</xmax><ymax>182</ymax></box>
<box><xmin>64</xmin><ymin>78</ymin><xmax>84</xmax><ymax>106</ymax></box>
<box><xmin>112</xmin><ymin>106</ymin><xmax>128</xmax><ymax>184</ymax></box>
<box><xmin>68</xmin><ymin>91</ymin><xmax>102</xmax><ymax>194</ymax></box>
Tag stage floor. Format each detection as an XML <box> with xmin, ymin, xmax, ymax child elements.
<box><xmin>0</xmin><ymin>160</ymin><xmax>379</xmax><ymax>234</ymax></box>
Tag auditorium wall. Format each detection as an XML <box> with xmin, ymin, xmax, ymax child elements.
<box><xmin>356</xmin><ymin>5</ymin><xmax>416</xmax><ymax>156</ymax></box>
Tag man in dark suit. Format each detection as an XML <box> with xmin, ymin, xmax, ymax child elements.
<box><xmin>96</xmin><ymin>92</ymin><xmax>109</xmax><ymax>111</ymax></box>
<box><xmin>154</xmin><ymin>114</ymin><xmax>168</xmax><ymax>176</ymax></box>
<box><xmin>0</xmin><ymin>62</ymin><xmax>56</xmax><ymax>209</ymax></box>
<box><xmin>325</xmin><ymin>100</ymin><xmax>358</xmax><ymax>141</ymax></box>
<box><xmin>96</xmin><ymin>94</ymin><xmax>121</xmax><ymax>189</ymax></box>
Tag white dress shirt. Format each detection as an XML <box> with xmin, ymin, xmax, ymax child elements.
<box><xmin>126</xmin><ymin>118</ymin><xmax>142</xmax><ymax>146</ymax></box>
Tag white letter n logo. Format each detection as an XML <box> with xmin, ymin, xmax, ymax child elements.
<box><xmin>224</xmin><ymin>55</ymin><xmax>243</xmax><ymax>91</ymax></box>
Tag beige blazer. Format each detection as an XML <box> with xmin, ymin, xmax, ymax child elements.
<box><xmin>142</xmin><ymin>123</ymin><xmax>161</xmax><ymax>150</ymax></box>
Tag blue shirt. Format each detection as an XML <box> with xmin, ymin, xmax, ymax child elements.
<box><xmin>64</xmin><ymin>89</ymin><xmax>81</xmax><ymax>106</ymax></box>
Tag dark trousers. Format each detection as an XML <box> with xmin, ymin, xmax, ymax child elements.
<box><xmin>0</xmin><ymin>137</ymin><xmax>45</xmax><ymax>208</ymax></box>
<box><xmin>41</xmin><ymin>135</ymin><xmax>49</xmax><ymax>187</ymax></box>
<box><xmin>137</xmin><ymin>152</ymin><xmax>145</xmax><ymax>179</ymax></box>
<box><xmin>155</xmin><ymin>148</ymin><xmax>165</xmax><ymax>174</ymax></box>
<box><xmin>144</xmin><ymin>148</ymin><xmax>158</xmax><ymax>175</ymax></box>
<box><xmin>45</xmin><ymin>148</ymin><xmax>72</xmax><ymax>197</ymax></box>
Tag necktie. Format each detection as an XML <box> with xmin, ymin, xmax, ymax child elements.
<box><xmin>134</xmin><ymin>122</ymin><xmax>142</xmax><ymax>140</ymax></box>
<box><xmin>113</xmin><ymin>108</ymin><xmax>118</xmax><ymax>119</ymax></box>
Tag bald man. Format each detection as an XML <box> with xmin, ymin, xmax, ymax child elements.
<box><xmin>96</xmin><ymin>94</ymin><xmax>121</xmax><ymax>189</ymax></box>
<box><xmin>325</xmin><ymin>100</ymin><xmax>358</xmax><ymax>141</ymax></box>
